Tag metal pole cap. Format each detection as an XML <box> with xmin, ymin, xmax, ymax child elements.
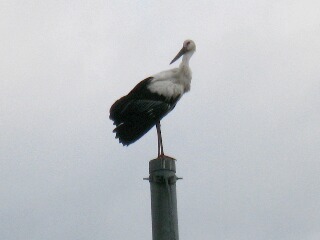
<box><xmin>149</xmin><ymin>157</ymin><xmax>176</xmax><ymax>173</ymax></box>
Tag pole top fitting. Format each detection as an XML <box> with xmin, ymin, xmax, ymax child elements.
<box><xmin>149</xmin><ymin>157</ymin><xmax>176</xmax><ymax>173</ymax></box>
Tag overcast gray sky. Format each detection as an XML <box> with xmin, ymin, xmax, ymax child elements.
<box><xmin>1</xmin><ymin>1</ymin><xmax>320</xmax><ymax>239</ymax></box>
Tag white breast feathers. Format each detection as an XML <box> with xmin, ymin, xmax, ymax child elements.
<box><xmin>148</xmin><ymin>80</ymin><xmax>185</xmax><ymax>100</ymax></box>
<box><xmin>147</xmin><ymin>67</ymin><xmax>192</xmax><ymax>99</ymax></box>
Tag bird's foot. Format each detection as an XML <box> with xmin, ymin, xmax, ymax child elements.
<box><xmin>157</xmin><ymin>154</ymin><xmax>176</xmax><ymax>160</ymax></box>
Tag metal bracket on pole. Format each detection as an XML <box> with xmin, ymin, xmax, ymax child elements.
<box><xmin>144</xmin><ymin>175</ymin><xmax>182</xmax><ymax>184</ymax></box>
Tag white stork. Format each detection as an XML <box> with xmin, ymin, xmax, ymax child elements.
<box><xmin>110</xmin><ymin>40</ymin><xmax>196</xmax><ymax>158</ymax></box>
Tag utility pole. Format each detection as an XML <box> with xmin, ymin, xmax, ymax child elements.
<box><xmin>144</xmin><ymin>157</ymin><xmax>181</xmax><ymax>240</ymax></box>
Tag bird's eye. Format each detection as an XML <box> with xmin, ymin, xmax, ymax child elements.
<box><xmin>186</xmin><ymin>41</ymin><xmax>190</xmax><ymax>45</ymax></box>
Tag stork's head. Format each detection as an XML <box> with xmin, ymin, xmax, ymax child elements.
<box><xmin>183</xmin><ymin>39</ymin><xmax>196</xmax><ymax>52</ymax></box>
<box><xmin>170</xmin><ymin>39</ymin><xmax>196</xmax><ymax>64</ymax></box>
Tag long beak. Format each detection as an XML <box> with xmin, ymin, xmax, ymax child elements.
<box><xmin>170</xmin><ymin>46</ymin><xmax>187</xmax><ymax>64</ymax></box>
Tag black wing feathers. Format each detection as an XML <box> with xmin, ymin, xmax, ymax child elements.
<box><xmin>109</xmin><ymin>77</ymin><xmax>179</xmax><ymax>145</ymax></box>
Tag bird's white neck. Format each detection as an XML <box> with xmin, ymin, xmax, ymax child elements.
<box><xmin>180</xmin><ymin>51</ymin><xmax>194</xmax><ymax>68</ymax></box>
<box><xmin>177</xmin><ymin>50</ymin><xmax>194</xmax><ymax>92</ymax></box>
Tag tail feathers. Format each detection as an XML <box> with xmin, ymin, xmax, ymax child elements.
<box><xmin>113</xmin><ymin>119</ymin><xmax>156</xmax><ymax>146</ymax></box>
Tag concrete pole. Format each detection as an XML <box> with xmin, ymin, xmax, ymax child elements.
<box><xmin>144</xmin><ymin>157</ymin><xmax>181</xmax><ymax>240</ymax></box>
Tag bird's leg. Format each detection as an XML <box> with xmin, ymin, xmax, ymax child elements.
<box><xmin>156</xmin><ymin>122</ymin><xmax>175</xmax><ymax>160</ymax></box>
<box><xmin>156</xmin><ymin>121</ymin><xmax>164</xmax><ymax>157</ymax></box>
<box><xmin>156</xmin><ymin>122</ymin><xmax>161</xmax><ymax>157</ymax></box>
<box><xmin>159</xmin><ymin>122</ymin><xmax>164</xmax><ymax>156</ymax></box>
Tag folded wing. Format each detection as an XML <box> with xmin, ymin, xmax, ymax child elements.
<box><xmin>110</xmin><ymin>77</ymin><xmax>180</xmax><ymax>145</ymax></box>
